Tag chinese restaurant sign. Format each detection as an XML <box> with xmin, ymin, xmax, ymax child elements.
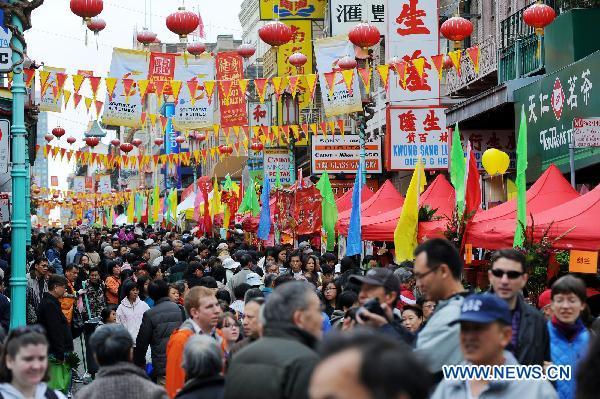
<box><xmin>259</xmin><ymin>0</ymin><xmax>326</xmax><ymax>20</ymax></box>
<box><xmin>215</xmin><ymin>52</ymin><xmax>248</xmax><ymax>127</ymax></box>
<box><xmin>330</xmin><ymin>0</ymin><xmax>385</xmax><ymax>36</ymax></box>
<box><xmin>386</xmin><ymin>106</ymin><xmax>447</xmax><ymax>170</ymax></box>
<box><xmin>385</xmin><ymin>0</ymin><xmax>440</xmax><ymax>105</ymax></box>
<box><xmin>311</xmin><ymin>134</ymin><xmax>382</xmax><ymax>174</ymax></box>
<box><xmin>460</xmin><ymin>130</ymin><xmax>516</xmax><ymax>171</ymax></box>
<box><xmin>514</xmin><ymin>51</ymin><xmax>599</xmax><ymax>181</ymax></box>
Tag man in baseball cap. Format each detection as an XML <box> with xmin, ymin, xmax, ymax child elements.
<box><xmin>431</xmin><ymin>293</ymin><xmax>558</xmax><ymax>398</ymax></box>
<box><xmin>348</xmin><ymin>268</ymin><xmax>413</xmax><ymax>345</ymax></box>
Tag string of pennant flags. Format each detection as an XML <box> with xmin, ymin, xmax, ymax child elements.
<box><xmin>16</xmin><ymin>47</ymin><xmax>479</xmax><ymax>119</ymax></box>
<box><xmin>38</xmin><ymin>118</ymin><xmax>347</xmax><ymax>168</ymax></box>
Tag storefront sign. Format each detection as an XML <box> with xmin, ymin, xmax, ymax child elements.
<box><xmin>264</xmin><ymin>148</ymin><xmax>293</xmax><ymax>186</ymax></box>
<box><xmin>330</xmin><ymin>0</ymin><xmax>385</xmax><ymax>36</ymax></box>
<box><xmin>573</xmin><ymin>117</ymin><xmax>600</xmax><ymax>148</ymax></box>
<box><xmin>0</xmin><ymin>119</ymin><xmax>8</xmax><ymax>173</ymax></box>
<box><xmin>460</xmin><ymin>130</ymin><xmax>516</xmax><ymax>171</ymax></box>
<box><xmin>311</xmin><ymin>134</ymin><xmax>382</xmax><ymax>173</ymax></box>
<box><xmin>386</xmin><ymin>106</ymin><xmax>447</xmax><ymax>170</ymax></box>
<box><xmin>569</xmin><ymin>250</ymin><xmax>598</xmax><ymax>274</ymax></box>
<box><xmin>215</xmin><ymin>52</ymin><xmax>248</xmax><ymax>127</ymax></box>
<box><xmin>0</xmin><ymin>193</ymin><xmax>9</xmax><ymax>223</ymax></box>
<box><xmin>514</xmin><ymin>51</ymin><xmax>600</xmax><ymax>180</ymax></box>
<box><xmin>330</xmin><ymin>179</ymin><xmax>379</xmax><ymax>198</ymax></box>
<box><xmin>259</xmin><ymin>0</ymin><xmax>326</xmax><ymax>20</ymax></box>
<box><xmin>386</xmin><ymin>0</ymin><xmax>439</xmax><ymax>105</ymax></box>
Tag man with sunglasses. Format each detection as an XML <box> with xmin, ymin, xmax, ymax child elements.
<box><xmin>488</xmin><ymin>249</ymin><xmax>550</xmax><ymax>366</ymax></box>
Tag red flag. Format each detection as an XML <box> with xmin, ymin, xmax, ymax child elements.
<box><xmin>464</xmin><ymin>142</ymin><xmax>481</xmax><ymax>218</ymax></box>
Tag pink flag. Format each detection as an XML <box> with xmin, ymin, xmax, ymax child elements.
<box><xmin>193</xmin><ymin>186</ymin><xmax>202</xmax><ymax>222</ymax></box>
<box><xmin>189</xmin><ymin>12</ymin><xmax>205</xmax><ymax>38</ymax></box>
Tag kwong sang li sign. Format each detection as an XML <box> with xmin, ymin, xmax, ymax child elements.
<box><xmin>311</xmin><ymin>134</ymin><xmax>382</xmax><ymax>174</ymax></box>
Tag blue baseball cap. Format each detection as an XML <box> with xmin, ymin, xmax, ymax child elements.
<box><xmin>455</xmin><ymin>293</ymin><xmax>511</xmax><ymax>325</ymax></box>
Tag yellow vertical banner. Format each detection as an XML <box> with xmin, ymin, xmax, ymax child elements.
<box><xmin>277</xmin><ymin>19</ymin><xmax>312</xmax><ymax>146</ymax></box>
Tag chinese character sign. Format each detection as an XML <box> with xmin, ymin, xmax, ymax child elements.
<box><xmin>387</xmin><ymin>107</ymin><xmax>447</xmax><ymax>170</ymax></box>
<box><xmin>148</xmin><ymin>52</ymin><xmax>176</xmax><ymax>86</ymax></box>
<box><xmin>172</xmin><ymin>54</ymin><xmax>215</xmax><ymax>131</ymax></box>
<box><xmin>260</xmin><ymin>0</ymin><xmax>326</xmax><ymax>20</ymax></box>
<box><xmin>330</xmin><ymin>0</ymin><xmax>385</xmax><ymax>36</ymax></box>
<box><xmin>102</xmin><ymin>48</ymin><xmax>148</xmax><ymax>128</ymax></box>
<box><xmin>386</xmin><ymin>0</ymin><xmax>439</xmax><ymax>105</ymax></box>
<box><xmin>249</xmin><ymin>101</ymin><xmax>271</xmax><ymax>126</ymax></box>
<box><xmin>277</xmin><ymin>20</ymin><xmax>313</xmax><ymax>112</ymax></box>
<box><xmin>314</xmin><ymin>35</ymin><xmax>362</xmax><ymax>117</ymax></box>
<box><xmin>215</xmin><ymin>52</ymin><xmax>248</xmax><ymax>127</ymax></box>
<box><xmin>461</xmin><ymin>130</ymin><xmax>516</xmax><ymax>171</ymax></box>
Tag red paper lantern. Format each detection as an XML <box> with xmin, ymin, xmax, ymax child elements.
<box><xmin>85</xmin><ymin>137</ymin><xmax>100</xmax><ymax>147</ymax></box>
<box><xmin>288</xmin><ymin>52</ymin><xmax>307</xmax><ymax>68</ymax></box>
<box><xmin>66</xmin><ymin>136</ymin><xmax>76</xmax><ymax>145</ymax></box>
<box><xmin>132</xmin><ymin>138</ymin><xmax>143</xmax><ymax>147</ymax></box>
<box><xmin>110</xmin><ymin>139</ymin><xmax>120</xmax><ymax>147</ymax></box>
<box><xmin>440</xmin><ymin>16</ymin><xmax>473</xmax><ymax>44</ymax></box>
<box><xmin>137</xmin><ymin>29</ymin><xmax>157</xmax><ymax>46</ymax></box>
<box><xmin>348</xmin><ymin>22</ymin><xmax>380</xmax><ymax>50</ymax></box>
<box><xmin>33</xmin><ymin>187</ymin><xmax>41</xmax><ymax>195</ymax></box>
<box><xmin>86</xmin><ymin>17</ymin><xmax>105</xmax><ymax>34</ymax></box>
<box><xmin>195</xmin><ymin>132</ymin><xmax>206</xmax><ymax>142</ymax></box>
<box><xmin>219</xmin><ymin>145</ymin><xmax>233</xmax><ymax>155</ymax></box>
<box><xmin>251</xmin><ymin>142</ymin><xmax>264</xmax><ymax>152</ymax></box>
<box><xmin>120</xmin><ymin>143</ymin><xmax>133</xmax><ymax>153</ymax></box>
<box><xmin>175</xmin><ymin>135</ymin><xmax>186</xmax><ymax>144</ymax></box>
<box><xmin>338</xmin><ymin>55</ymin><xmax>357</xmax><ymax>70</ymax></box>
<box><xmin>258</xmin><ymin>21</ymin><xmax>292</xmax><ymax>48</ymax></box>
<box><xmin>125</xmin><ymin>188</ymin><xmax>131</xmax><ymax>193</ymax></box>
<box><xmin>52</xmin><ymin>127</ymin><xmax>66</xmax><ymax>139</ymax></box>
<box><xmin>44</xmin><ymin>134</ymin><xmax>54</xmax><ymax>143</ymax></box>
<box><xmin>237</xmin><ymin>43</ymin><xmax>256</xmax><ymax>59</ymax></box>
<box><xmin>166</xmin><ymin>6</ymin><xmax>200</xmax><ymax>42</ymax></box>
<box><xmin>187</xmin><ymin>42</ymin><xmax>206</xmax><ymax>56</ymax></box>
<box><xmin>154</xmin><ymin>138</ymin><xmax>164</xmax><ymax>146</ymax></box>
<box><xmin>523</xmin><ymin>3</ymin><xmax>556</xmax><ymax>33</ymax></box>
<box><xmin>70</xmin><ymin>0</ymin><xmax>103</xmax><ymax>22</ymax></box>
<box><xmin>53</xmin><ymin>193</ymin><xmax>60</xmax><ymax>199</ymax></box>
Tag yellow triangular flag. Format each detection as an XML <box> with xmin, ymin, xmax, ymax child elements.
<box><xmin>310</xmin><ymin>123</ymin><xmax>318</xmax><ymax>136</ymax></box>
<box><xmin>84</xmin><ymin>97</ymin><xmax>93</xmax><ymax>112</ymax></box>
<box><xmin>62</xmin><ymin>89</ymin><xmax>72</xmax><ymax>107</ymax></box>
<box><xmin>327</xmin><ymin>121</ymin><xmax>336</xmax><ymax>136</ymax></box>
<box><xmin>38</xmin><ymin>70</ymin><xmax>51</xmax><ymax>96</ymax></box>
<box><xmin>232</xmin><ymin>126</ymin><xmax>241</xmax><ymax>138</ymax></box>
<box><xmin>341</xmin><ymin>69</ymin><xmax>355</xmax><ymax>94</ymax></box>
<box><xmin>137</xmin><ymin>79</ymin><xmax>150</xmax><ymax>99</ymax></box>
<box><xmin>104</xmin><ymin>77</ymin><xmax>118</xmax><ymax>99</ymax></box>
<box><xmin>204</xmin><ymin>80</ymin><xmax>216</xmax><ymax>100</ymax></box>
<box><xmin>376</xmin><ymin>64</ymin><xmax>390</xmax><ymax>89</ymax></box>
<box><xmin>412</xmin><ymin>57</ymin><xmax>425</xmax><ymax>79</ymax></box>
<box><xmin>149</xmin><ymin>113</ymin><xmax>157</xmax><ymax>127</ymax></box>
<box><xmin>448</xmin><ymin>50</ymin><xmax>462</xmax><ymax>75</ymax></box>
<box><xmin>72</xmin><ymin>74</ymin><xmax>85</xmax><ymax>93</ymax></box>
<box><xmin>237</xmin><ymin>79</ymin><xmax>249</xmax><ymax>95</ymax></box>
<box><xmin>170</xmin><ymin>80</ymin><xmax>183</xmax><ymax>101</ymax></box>
<box><xmin>213</xmin><ymin>124</ymin><xmax>220</xmax><ymax>140</ymax></box>
<box><xmin>304</xmin><ymin>74</ymin><xmax>318</xmax><ymax>99</ymax></box>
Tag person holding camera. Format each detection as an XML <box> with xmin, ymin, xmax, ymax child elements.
<box><xmin>347</xmin><ymin>268</ymin><xmax>415</xmax><ymax>346</ymax></box>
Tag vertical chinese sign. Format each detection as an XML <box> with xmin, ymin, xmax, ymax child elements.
<box><xmin>148</xmin><ymin>52</ymin><xmax>177</xmax><ymax>95</ymax></box>
<box><xmin>386</xmin><ymin>0</ymin><xmax>443</xmax><ymax>170</ymax></box>
<box><xmin>215</xmin><ymin>52</ymin><xmax>248</xmax><ymax>128</ymax></box>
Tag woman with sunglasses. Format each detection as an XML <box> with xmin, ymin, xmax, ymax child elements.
<box><xmin>0</xmin><ymin>326</ymin><xmax>67</xmax><ymax>399</ymax></box>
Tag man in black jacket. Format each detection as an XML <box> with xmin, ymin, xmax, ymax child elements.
<box><xmin>38</xmin><ymin>274</ymin><xmax>74</xmax><ymax>361</ymax></box>
<box><xmin>224</xmin><ymin>281</ymin><xmax>321</xmax><ymax>399</ymax></box>
<box><xmin>134</xmin><ymin>279</ymin><xmax>185</xmax><ymax>384</ymax></box>
<box><xmin>488</xmin><ymin>248</ymin><xmax>550</xmax><ymax>366</ymax></box>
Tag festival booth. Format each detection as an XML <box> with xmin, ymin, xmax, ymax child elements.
<box><xmin>336</xmin><ymin>180</ymin><xmax>404</xmax><ymax>236</ymax></box>
<box><xmin>335</xmin><ymin>185</ymin><xmax>374</xmax><ymax>213</ymax></box>
<box><xmin>468</xmin><ymin>183</ymin><xmax>600</xmax><ymax>251</ymax></box>
<box><xmin>465</xmin><ymin>164</ymin><xmax>580</xmax><ymax>249</ymax></box>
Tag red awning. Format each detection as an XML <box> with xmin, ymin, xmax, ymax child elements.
<box><xmin>335</xmin><ymin>184</ymin><xmax>374</xmax><ymax>213</ymax></box>
<box><xmin>466</xmin><ymin>164</ymin><xmax>579</xmax><ymax>248</ymax></box>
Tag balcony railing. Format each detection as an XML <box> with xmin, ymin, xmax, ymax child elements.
<box><xmin>498</xmin><ymin>31</ymin><xmax>543</xmax><ymax>83</ymax></box>
<box><xmin>445</xmin><ymin>36</ymin><xmax>498</xmax><ymax>94</ymax></box>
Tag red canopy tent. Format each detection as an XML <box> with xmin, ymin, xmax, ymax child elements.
<box><xmin>335</xmin><ymin>184</ymin><xmax>374</xmax><ymax>213</ymax></box>
<box><xmin>336</xmin><ymin>180</ymin><xmax>404</xmax><ymax>236</ymax></box>
<box><xmin>465</xmin><ymin>164</ymin><xmax>579</xmax><ymax>248</ymax></box>
<box><xmin>337</xmin><ymin>175</ymin><xmax>455</xmax><ymax>241</ymax></box>
<box><xmin>470</xmin><ymin>183</ymin><xmax>600</xmax><ymax>250</ymax></box>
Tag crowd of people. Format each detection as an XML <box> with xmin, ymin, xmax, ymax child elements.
<box><xmin>0</xmin><ymin>223</ymin><xmax>597</xmax><ymax>398</ymax></box>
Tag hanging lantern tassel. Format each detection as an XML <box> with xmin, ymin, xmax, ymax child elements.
<box><xmin>522</xmin><ymin>3</ymin><xmax>556</xmax><ymax>60</ymax></box>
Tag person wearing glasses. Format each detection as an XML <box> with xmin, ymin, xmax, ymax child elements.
<box><xmin>413</xmin><ymin>238</ymin><xmax>470</xmax><ymax>381</ymax></box>
<box><xmin>0</xmin><ymin>325</ymin><xmax>67</xmax><ymax>399</ymax></box>
<box><xmin>488</xmin><ymin>249</ymin><xmax>550</xmax><ymax>367</ymax></box>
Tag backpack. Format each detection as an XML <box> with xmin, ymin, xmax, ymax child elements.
<box><xmin>0</xmin><ymin>387</ymin><xmax>59</xmax><ymax>399</ymax></box>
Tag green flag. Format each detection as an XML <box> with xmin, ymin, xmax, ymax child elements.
<box><xmin>152</xmin><ymin>185</ymin><xmax>160</xmax><ymax>224</ymax></box>
<box><xmin>316</xmin><ymin>172</ymin><xmax>338</xmax><ymax>251</ymax></box>
<box><xmin>513</xmin><ymin>105</ymin><xmax>528</xmax><ymax>247</ymax></box>
<box><xmin>106</xmin><ymin>206</ymin><xmax>113</xmax><ymax>229</ymax></box>
<box><xmin>275</xmin><ymin>166</ymin><xmax>283</xmax><ymax>189</ymax></box>
<box><xmin>134</xmin><ymin>192</ymin><xmax>144</xmax><ymax>221</ymax></box>
<box><xmin>450</xmin><ymin>123</ymin><xmax>466</xmax><ymax>215</ymax></box>
<box><xmin>237</xmin><ymin>178</ymin><xmax>261</xmax><ymax>216</ymax></box>
<box><xmin>223</xmin><ymin>174</ymin><xmax>233</xmax><ymax>191</ymax></box>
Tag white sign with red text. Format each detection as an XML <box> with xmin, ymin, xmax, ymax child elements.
<box><xmin>311</xmin><ymin>134</ymin><xmax>382</xmax><ymax>174</ymax></box>
<box><xmin>264</xmin><ymin>148</ymin><xmax>293</xmax><ymax>186</ymax></box>
<box><xmin>385</xmin><ymin>0</ymin><xmax>439</xmax><ymax>105</ymax></box>
<box><xmin>249</xmin><ymin>101</ymin><xmax>272</xmax><ymax>127</ymax></box>
<box><xmin>387</xmin><ymin>107</ymin><xmax>447</xmax><ymax>170</ymax></box>
<box><xmin>573</xmin><ymin>117</ymin><xmax>600</xmax><ymax>148</ymax></box>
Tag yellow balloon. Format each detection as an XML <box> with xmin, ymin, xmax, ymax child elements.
<box><xmin>497</xmin><ymin>150</ymin><xmax>510</xmax><ymax>175</ymax></box>
<box><xmin>482</xmin><ymin>148</ymin><xmax>502</xmax><ymax>176</ymax></box>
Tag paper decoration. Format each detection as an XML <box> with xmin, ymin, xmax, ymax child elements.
<box><xmin>466</xmin><ymin>46</ymin><xmax>480</xmax><ymax>74</ymax></box>
<box><xmin>448</xmin><ymin>50</ymin><xmax>462</xmax><ymax>76</ymax></box>
<box><xmin>323</xmin><ymin>71</ymin><xmax>336</xmax><ymax>96</ymax></box>
<box><xmin>105</xmin><ymin>77</ymin><xmax>118</xmax><ymax>100</ymax></box>
<box><xmin>304</xmin><ymin>74</ymin><xmax>318</xmax><ymax>99</ymax></box>
<box><xmin>341</xmin><ymin>69</ymin><xmax>355</xmax><ymax>95</ymax></box>
<box><xmin>376</xmin><ymin>65</ymin><xmax>389</xmax><ymax>90</ymax></box>
<box><xmin>254</xmin><ymin>78</ymin><xmax>269</xmax><ymax>103</ymax></box>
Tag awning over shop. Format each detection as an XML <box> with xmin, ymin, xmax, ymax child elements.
<box><xmin>335</xmin><ymin>184</ymin><xmax>374</xmax><ymax>214</ymax></box>
<box><xmin>211</xmin><ymin>155</ymin><xmax>248</xmax><ymax>180</ymax></box>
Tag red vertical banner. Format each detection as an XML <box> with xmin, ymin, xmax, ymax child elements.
<box><xmin>215</xmin><ymin>52</ymin><xmax>248</xmax><ymax>127</ymax></box>
<box><xmin>148</xmin><ymin>52</ymin><xmax>177</xmax><ymax>94</ymax></box>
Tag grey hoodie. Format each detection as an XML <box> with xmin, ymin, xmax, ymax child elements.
<box><xmin>0</xmin><ymin>383</ymin><xmax>66</xmax><ymax>399</ymax></box>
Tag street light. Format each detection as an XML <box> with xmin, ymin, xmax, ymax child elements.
<box><xmin>281</xmin><ymin>91</ymin><xmax>298</xmax><ymax>184</ymax></box>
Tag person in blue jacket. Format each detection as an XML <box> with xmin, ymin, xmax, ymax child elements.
<box><xmin>547</xmin><ymin>275</ymin><xmax>590</xmax><ymax>399</ymax></box>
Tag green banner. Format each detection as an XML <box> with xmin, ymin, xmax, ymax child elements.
<box><xmin>514</xmin><ymin>51</ymin><xmax>600</xmax><ymax>182</ymax></box>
